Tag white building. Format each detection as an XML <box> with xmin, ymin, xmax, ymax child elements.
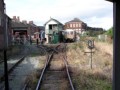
<box><xmin>44</xmin><ymin>18</ymin><xmax>63</xmax><ymax>44</ymax></box>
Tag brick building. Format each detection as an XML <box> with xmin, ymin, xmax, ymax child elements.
<box><xmin>64</xmin><ymin>18</ymin><xmax>87</xmax><ymax>34</ymax></box>
<box><xmin>12</xmin><ymin>16</ymin><xmax>40</xmax><ymax>43</ymax></box>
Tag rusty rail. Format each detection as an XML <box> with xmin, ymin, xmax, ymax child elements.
<box><xmin>63</xmin><ymin>55</ymin><xmax>75</xmax><ymax>90</ymax></box>
<box><xmin>0</xmin><ymin>55</ymin><xmax>26</xmax><ymax>82</ymax></box>
<box><xmin>35</xmin><ymin>45</ymin><xmax>60</xmax><ymax>90</ymax></box>
<box><xmin>62</xmin><ymin>43</ymin><xmax>75</xmax><ymax>90</ymax></box>
<box><xmin>35</xmin><ymin>52</ymin><xmax>54</xmax><ymax>90</ymax></box>
<box><xmin>35</xmin><ymin>44</ymin><xmax>75</xmax><ymax>90</ymax></box>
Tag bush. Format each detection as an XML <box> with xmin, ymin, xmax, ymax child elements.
<box><xmin>105</xmin><ymin>27</ymin><xmax>113</xmax><ymax>39</ymax></box>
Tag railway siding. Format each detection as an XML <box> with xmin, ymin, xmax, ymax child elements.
<box><xmin>0</xmin><ymin>44</ymin><xmax>47</xmax><ymax>90</ymax></box>
<box><xmin>8</xmin><ymin>56</ymin><xmax>42</xmax><ymax>90</ymax></box>
<box><xmin>33</xmin><ymin>44</ymin><xmax>74</xmax><ymax>90</ymax></box>
<box><xmin>40</xmin><ymin>53</ymin><xmax>71</xmax><ymax>90</ymax></box>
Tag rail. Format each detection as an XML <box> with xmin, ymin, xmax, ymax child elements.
<box><xmin>62</xmin><ymin>43</ymin><xmax>75</xmax><ymax>90</ymax></box>
<box><xmin>35</xmin><ymin>52</ymin><xmax>54</xmax><ymax>90</ymax></box>
<box><xmin>35</xmin><ymin>43</ymin><xmax>75</xmax><ymax>90</ymax></box>
<box><xmin>63</xmin><ymin>55</ymin><xmax>75</xmax><ymax>90</ymax></box>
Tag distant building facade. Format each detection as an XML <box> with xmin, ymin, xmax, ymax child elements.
<box><xmin>12</xmin><ymin>16</ymin><xmax>40</xmax><ymax>43</ymax></box>
<box><xmin>64</xmin><ymin>18</ymin><xmax>87</xmax><ymax>34</ymax></box>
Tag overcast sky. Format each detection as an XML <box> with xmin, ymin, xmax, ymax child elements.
<box><xmin>5</xmin><ymin>0</ymin><xmax>113</xmax><ymax>30</ymax></box>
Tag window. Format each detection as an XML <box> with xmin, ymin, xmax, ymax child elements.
<box><xmin>73</xmin><ymin>24</ymin><xmax>75</xmax><ymax>27</ymax></box>
<box><xmin>65</xmin><ymin>32</ymin><xmax>67</xmax><ymax>35</ymax></box>
<box><xmin>67</xmin><ymin>32</ymin><xmax>69</xmax><ymax>35</ymax></box>
<box><xmin>79</xmin><ymin>24</ymin><xmax>81</xmax><ymax>27</ymax></box>
<box><xmin>67</xmin><ymin>24</ymin><xmax>69</xmax><ymax>28</ymax></box>
<box><xmin>76</xmin><ymin>24</ymin><xmax>78</xmax><ymax>27</ymax></box>
<box><xmin>70</xmin><ymin>24</ymin><xmax>72</xmax><ymax>28</ymax></box>
<box><xmin>49</xmin><ymin>25</ymin><xmax>52</xmax><ymax>30</ymax></box>
<box><xmin>71</xmin><ymin>31</ymin><xmax>73</xmax><ymax>35</ymax></box>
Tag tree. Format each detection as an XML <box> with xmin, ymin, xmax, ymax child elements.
<box><xmin>106</xmin><ymin>27</ymin><xmax>113</xmax><ymax>39</ymax></box>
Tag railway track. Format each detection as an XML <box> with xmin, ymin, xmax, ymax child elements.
<box><xmin>0</xmin><ymin>45</ymin><xmax>25</xmax><ymax>64</ymax></box>
<box><xmin>0</xmin><ymin>55</ymin><xmax>26</xmax><ymax>82</ymax></box>
<box><xmin>0</xmin><ymin>46</ymin><xmax>32</xmax><ymax>90</ymax></box>
<box><xmin>0</xmin><ymin>46</ymin><xmax>30</xmax><ymax>82</ymax></box>
<box><xmin>33</xmin><ymin>44</ymin><xmax>75</xmax><ymax>90</ymax></box>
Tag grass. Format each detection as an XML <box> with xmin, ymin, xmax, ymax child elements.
<box><xmin>25</xmin><ymin>69</ymin><xmax>41</xmax><ymax>89</ymax></box>
<box><xmin>24</xmin><ymin>56</ymin><xmax>46</xmax><ymax>89</ymax></box>
<box><xmin>72</xmin><ymin>68</ymin><xmax>112</xmax><ymax>90</ymax></box>
<box><xmin>67</xmin><ymin>40</ymin><xmax>113</xmax><ymax>90</ymax></box>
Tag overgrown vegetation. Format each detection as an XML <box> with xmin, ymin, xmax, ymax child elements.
<box><xmin>73</xmin><ymin>69</ymin><xmax>112</xmax><ymax>90</ymax></box>
<box><xmin>105</xmin><ymin>27</ymin><xmax>113</xmax><ymax>39</ymax></box>
<box><xmin>67</xmin><ymin>41</ymin><xmax>112</xmax><ymax>90</ymax></box>
<box><xmin>86</xmin><ymin>30</ymin><xmax>105</xmax><ymax>37</ymax></box>
<box><xmin>25</xmin><ymin>70</ymin><xmax>41</xmax><ymax>90</ymax></box>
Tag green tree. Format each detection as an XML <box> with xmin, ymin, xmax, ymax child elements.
<box><xmin>106</xmin><ymin>27</ymin><xmax>113</xmax><ymax>39</ymax></box>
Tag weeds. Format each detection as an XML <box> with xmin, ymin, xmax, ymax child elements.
<box><xmin>67</xmin><ymin>41</ymin><xmax>112</xmax><ymax>90</ymax></box>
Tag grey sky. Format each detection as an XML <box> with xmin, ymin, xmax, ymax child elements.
<box><xmin>5</xmin><ymin>0</ymin><xmax>113</xmax><ymax>30</ymax></box>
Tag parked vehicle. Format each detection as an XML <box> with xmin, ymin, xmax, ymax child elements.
<box><xmin>60</xmin><ymin>29</ymin><xmax>76</xmax><ymax>42</ymax></box>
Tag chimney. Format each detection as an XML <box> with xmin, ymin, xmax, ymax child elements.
<box><xmin>17</xmin><ymin>16</ymin><xmax>20</xmax><ymax>22</ymax></box>
<box><xmin>29</xmin><ymin>21</ymin><xmax>33</xmax><ymax>24</ymax></box>
<box><xmin>22</xmin><ymin>20</ymin><xmax>27</xmax><ymax>24</ymax></box>
<box><xmin>13</xmin><ymin>16</ymin><xmax>16</xmax><ymax>22</ymax></box>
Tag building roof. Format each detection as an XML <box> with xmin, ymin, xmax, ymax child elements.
<box><xmin>12</xmin><ymin>21</ymin><xmax>29</xmax><ymax>28</ymax></box>
<box><xmin>38</xmin><ymin>26</ymin><xmax>45</xmax><ymax>31</ymax></box>
<box><xmin>5</xmin><ymin>14</ymin><xmax>11</xmax><ymax>20</ymax></box>
<box><xmin>44</xmin><ymin>18</ymin><xmax>63</xmax><ymax>26</ymax></box>
<box><xmin>29</xmin><ymin>23</ymin><xmax>37</xmax><ymax>27</ymax></box>
<box><xmin>70</xmin><ymin>18</ymin><xmax>83</xmax><ymax>22</ymax></box>
<box><xmin>12</xmin><ymin>21</ymin><xmax>37</xmax><ymax>28</ymax></box>
<box><xmin>65</xmin><ymin>18</ymin><xmax>84</xmax><ymax>24</ymax></box>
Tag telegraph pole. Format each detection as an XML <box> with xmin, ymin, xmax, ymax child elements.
<box><xmin>3</xmin><ymin>2</ymin><xmax>9</xmax><ymax>90</ymax></box>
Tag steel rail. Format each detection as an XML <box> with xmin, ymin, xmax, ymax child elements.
<box><xmin>35</xmin><ymin>52</ymin><xmax>54</xmax><ymax>90</ymax></box>
<box><xmin>0</xmin><ymin>46</ymin><xmax>30</xmax><ymax>83</ymax></box>
<box><xmin>63</xmin><ymin>55</ymin><xmax>75</xmax><ymax>90</ymax></box>
<box><xmin>22</xmin><ymin>83</ymin><xmax>27</xmax><ymax>90</ymax></box>
<box><xmin>0</xmin><ymin>55</ymin><xmax>26</xmax><ymax>82</ymax></box>
<box><xmin>22</xmin><ymin>46</ymin><xmax>48</xmax><ymax>90</ymax></box>
<box><xmin>35</xmin><ymin>44</ymin><xmax>67</xmax><ymax>90</ymax></box>
<box><xmin>61</xmin><ymin>43</ymin><xmax>75</xmax><ymax>90</ymax></box>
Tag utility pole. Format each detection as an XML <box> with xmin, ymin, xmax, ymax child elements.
<box><xmin>3</xmin><ymin>2</ymin><xmax>9</xmax><ymax>90</ymax></box>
